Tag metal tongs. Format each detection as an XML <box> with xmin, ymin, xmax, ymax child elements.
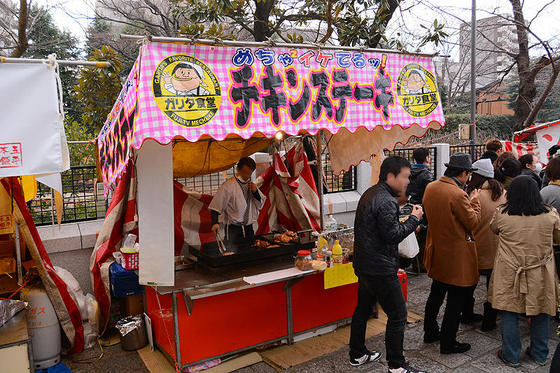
<box><xmin>215</xmin><ymin>232</ymin><xmax>228</xmax><ymax>255</ymax></box>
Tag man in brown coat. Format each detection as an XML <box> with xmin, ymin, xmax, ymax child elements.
<box><xmin>422</xmin><ymin>153</ymin><xmax>482</xmax><ymax>354</ymax></box>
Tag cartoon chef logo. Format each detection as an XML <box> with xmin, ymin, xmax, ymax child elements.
<box><xmin>396</xmin><ymin>63</ymin><xmax>439</xmax><ymax>118</ymax></box>
<box><xmin>153</xmin><ymin>54</ymin><xmax>222</xmax><ymax>128</ymax></box>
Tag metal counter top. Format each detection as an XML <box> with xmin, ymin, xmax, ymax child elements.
<box><xmin>153</xmin><ymin>258</ymin><xmax>319</xmax><ymax>299</ymax></box>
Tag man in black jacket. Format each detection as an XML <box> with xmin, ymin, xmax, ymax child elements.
<box><xmin>406</xmin><ymin>148</ymin><xmax>434</xmax><ymax>272</ymax></box>
<box><xmin>407</xmin><ymin>148</ymin><xmax>434</xmax><ymax>205</ymax></box>
<box><xmin>350</xmin><ymin>156</ymin><xmax>424</xmax><ymax>373</ymax></box>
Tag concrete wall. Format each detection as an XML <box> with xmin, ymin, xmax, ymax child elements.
<box><xmin>37</xmin><ymin>219</ymin><xmax>104</xmax><ymax>295</ymax></box>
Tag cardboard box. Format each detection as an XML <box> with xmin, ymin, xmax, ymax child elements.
<box><xmin>0</xmin><ymin>273</ymin><xmax>18</xmax><ymax>295</ymax></box>
<box><xmin>0</xmin><ymin>257</ymin><xmax>15</xmax><ymax>275</ymax></box>
<box><xmin>0</xmin><ymin>236</ymin><xmax>26</xmax><ymax>260</ymax></box>
<box><xmin>0</xmin><ymin>238</ymin><xmax>14</xmax><ymax>258</ymax></box>
<box><xmin>121</xmin><ymin>294</ymin><xmax>144</xmax><ymax>317</ymax></box>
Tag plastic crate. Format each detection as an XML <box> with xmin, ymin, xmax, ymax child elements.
<box><xmin>121</xmin><ymin>251</ymin><xmax>139</xmax><ymax>271</ymax></box>
<box><xmin>109</xmin><ymin>262</ymin><xmax>143</xmax><ymax>298</ymax></box>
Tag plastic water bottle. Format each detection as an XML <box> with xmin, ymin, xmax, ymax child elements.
<box><xmin>325</xmin><ymin>215</ymin><xmax>337</xmax><ymax>231</ymax></box>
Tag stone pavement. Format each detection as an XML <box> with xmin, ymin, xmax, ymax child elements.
<box><xmin>236</xmin><ymin>273</ymin><xmax>558</xmax><ymax>373</ymax></box>
<box><xmin>63</xmin><ymin>273</ymin><xmax>558</xmax><ymax>372</ymax></box>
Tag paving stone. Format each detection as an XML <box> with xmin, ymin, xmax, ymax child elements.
<box><xmin>416</xmin><ymin>341</ymin><xmax>473</xmax><ymax>369</ymax></box>
<box><xmin>460</xmin><ymin>330</ymin><xmax>501</xmax><ymax>359</ymax></box>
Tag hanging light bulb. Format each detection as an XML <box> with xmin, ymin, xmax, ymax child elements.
<box><xmin>275</xmin><ymin>131</ymin><xmax>284</xmax><ymax>141</ymax></box>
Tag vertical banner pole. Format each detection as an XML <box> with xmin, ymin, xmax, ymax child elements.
<box><xmin>316</xmin><ymin>131</ymin><xmax>325</xmax><ymax>231</ymax></box>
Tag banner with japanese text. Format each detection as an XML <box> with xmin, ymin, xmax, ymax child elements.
<box><xmin>98</xmin><ymin>41</ymin><xmax>445</xmax><ymax>188</ymax></box>
<box><xmin>0</xmin><ymin>63</ymin><xmax>69</xmax><ymax>177</ymax></box>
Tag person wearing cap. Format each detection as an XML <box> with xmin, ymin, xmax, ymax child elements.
<box><xmin>465</xmin><ymin>158</ymin><xmax>506</xmax><ymax>331</ymax></box>
<box><xmin>422</xmin><ymin>153</ymin><xmax>482</xmax><ymax>354</ymax></box>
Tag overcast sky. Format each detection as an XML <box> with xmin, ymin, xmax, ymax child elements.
<box><xmin>36</xmin><ymin>0</ymin><xmax>560</xmax><ymax>54</ymax></box>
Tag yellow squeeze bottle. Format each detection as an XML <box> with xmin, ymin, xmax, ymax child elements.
<box><xmin>332</xmin><ymin>240</ymin><xmax>343</xmax><ymax>265</ymax></box>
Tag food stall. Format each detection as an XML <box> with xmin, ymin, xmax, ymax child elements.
<box><xmin>93</xmin><ymin>35</ymin><xmax>446</xmax><ymax>370</ymax></box>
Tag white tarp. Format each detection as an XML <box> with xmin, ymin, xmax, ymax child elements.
<box><xmin>536</xmin><ymin>124</ymin><xmax>560</xmax><ymax>164</ymax></box>
<box><xmin>0</xmin><ymin>63</ymin><xmax>69</xmax><ymax>178</ymax></box>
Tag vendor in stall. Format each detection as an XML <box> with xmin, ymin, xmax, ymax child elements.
<box><xmin>209</xmin><ymin>157</ymin><xmax>265</xmax><ymax>246</ymax></box>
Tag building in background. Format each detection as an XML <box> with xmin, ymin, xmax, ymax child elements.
<box><xmin>435</xmin><ymin>15</ymin><xmax>518</xmax><ymax>115</ymax></box>
<box><xmin>459</xmin><ymin>15</ymin><xmax>518</xmax><ymax>88</ymax></box>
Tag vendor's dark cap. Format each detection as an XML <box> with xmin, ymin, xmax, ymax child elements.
<box><xmin>444</xmin><ymin>153</ymin><xmax>477</xmax><ymax>172</ymax></box>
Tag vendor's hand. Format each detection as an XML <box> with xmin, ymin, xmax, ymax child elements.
<box><xmin>211</xmin><ymin>224</ymin><xmax>220</xmax><ymax>234</ymax></box>
<box><xmin>248</xmin><ymin>182</ymin><xmax>257</xmax><ymax>193</ymax></box>
<box><xmin>470</xmin><ymin>189</ymin><xmax>481</xmax><ymax>201</ymax></box>
<box><xmin>411</xmin><ymin>205</ymin><xmax>423</xmax><ymax>219</ymax></box>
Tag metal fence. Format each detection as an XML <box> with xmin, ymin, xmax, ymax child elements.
<box><xmin>30</xmin><ymin>166</ymin><xmax>107</xmax><ymax>226</ymax></box>
<box><xmin>323</xmin><ymin>151</ymin><xmax>357</xmax><ymax>194</ymax></box>
<box><xmin>385</xmin><ymin>147</ymin><xmax>438</xmax><ymax>177</ymax></box>
<box><xmin>385</xmin><ymin>144</ymin><xmax>486</xmax><ymax>179</ymax></box>
<box><xmin>174</xmin><ymin>169</ymin><xmax>235</xmax><ymax>195</ymax></box>
<box><xmin>28</xmin><ymin>144</ymin><xmax>486</xmax><ymax>226</ymax></box>
<box><xmin>450</xmin><ymin>144</ymin><xmax>486</xmax><ymax>161</ymax></box>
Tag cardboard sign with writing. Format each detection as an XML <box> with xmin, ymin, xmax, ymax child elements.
<box><xmin>0</xmin><ymin>183</ymin><xmax>13</xmax><ymax>234</ymax></box>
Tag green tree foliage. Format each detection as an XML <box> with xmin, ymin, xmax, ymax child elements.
<box><xmin>174</xmin><ymin>0</ymin><xmax>447</xmax><ymax>48</ymax></box>
<box><xmin>21</xmin><ymin>5</ymin><xmax>82</xmax><ymax>119</ymax></box>
<box><xmin>64</xmin><ymin>118</ymin><xmax>95</xmax><ymax>166</ymax></box>
<box><xmin>443</xmin><ymin>114</ymin><xmax>515</xmax><ymax>139</ymax></box>
<box><xmin>73</xmin><ymin>45</ymin><xmax>123</xmax><ymax>133</ymax></box>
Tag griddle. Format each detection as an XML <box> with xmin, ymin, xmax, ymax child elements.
<box><xmin>190</xmin><ymin>232</ymin><xmax>314</xmax><ymax>269</ymax></box>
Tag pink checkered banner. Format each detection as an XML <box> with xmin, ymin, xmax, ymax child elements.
<box><xmin>98</xmin><ymin>41</ymin><xmax>445</xmax><ymax>188</ymax></box>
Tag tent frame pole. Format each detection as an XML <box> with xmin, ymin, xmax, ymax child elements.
<box><xmin>14</xmin><ymin>222</ymin><xmax>22</xmax><ymax>285</ymax></box>
<box><xmin>119</xmin><ymin>34</ymin><xmax>445</xmax><ymax>58</ymax></box>
<box><xmin>316</xmin><ymin>131</ymin><xmax>325</xmax><ymax>231</ymax></box>
<box><xmin>0</xmin><ymin>56</ymin><xmax>112</xmax><ymax>67</ymax></box>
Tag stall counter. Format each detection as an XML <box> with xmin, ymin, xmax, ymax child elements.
<box><xmin>145</xmin><ymin>258</ymin><xmax>361</xmax><ymax>369</ymax></box>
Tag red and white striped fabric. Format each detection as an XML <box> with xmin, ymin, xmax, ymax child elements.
<box><xmin>174</xmin><ymin>181</ymin><xmax>215</xmax><ymax>248</ymax></box>
<box><xmin>1</xmin><ymin>178</ymin><xmax>84</xmax><ymax>353</ymax></box>
<box><xmin>256</xmin><ymin>143</ymin><xmax>321</xmax><ymax>234</ymax></box>
<box><xmin>92</xmin><ymin>150</ymin><xmax>320</xmax><ymax>332</ymax></box>
<box><xmin>91</xmin><ymin>165</ymin><xmax>216</xmax><ymax>335</ymax></box>
<box><xmin>500</xmin><ymin>141</ymin><xmax>538</xmax><ymax>158</ymax></box>
<box><xmin>90</xmin><ymin>162</ymin><xmax>138</xmax><ymax>335</ymax></box>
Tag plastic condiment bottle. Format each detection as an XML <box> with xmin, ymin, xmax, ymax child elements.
<box><xmin>332</xmin><ymin>240</ymin><xmax>343</xmax><ymax>266</ymax></box>
<box><xmin>317</xmin><ymin>237</ymin><xmax>328</xmax><ymax>260</ymax></box>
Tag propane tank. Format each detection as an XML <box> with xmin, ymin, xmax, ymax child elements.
<box><xmin>23</xmin><ymin>286</ymin><xmax>61</xmax><ymax>370</ymax></box>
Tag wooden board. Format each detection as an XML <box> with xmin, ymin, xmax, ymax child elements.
<box><xmin>260</xmin><ymin>310</ymin><xmax>423</xmax><ymax>369</ymax></box>
<box><xmin>204</xmin><ymin>353</ymin><xmax>262</xmax><ymax>373</ymax></box>
<box><xmin>138</xmin><ymin>345</ymin><xmax>175</xmax><ymax>373</ymax></box>
<box><xmin>138</xmin><ymin>345</ymin><xmax>262</xmax><ymax>373</ymax></box>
